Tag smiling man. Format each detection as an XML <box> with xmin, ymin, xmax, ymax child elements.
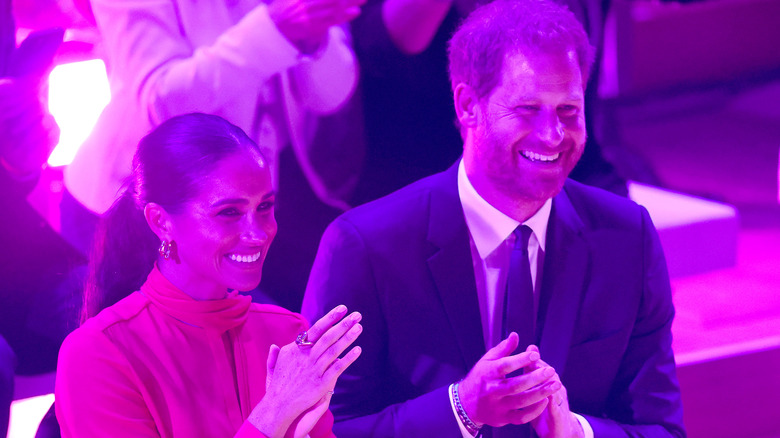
<box><xmin>302</xmin><ymin>0</ymin><xmax>686</xmax><ymax>436</ymax></box>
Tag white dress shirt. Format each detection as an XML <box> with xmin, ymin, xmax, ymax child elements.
<box><xmin>458</xmin><ymin>161</ymin><xmax>550</xmax><ymax>350</ymax></box>
<box><xmin>448</xmin><ymin>160</ymin><xmax>593</xmax><ymax>438</ymax></box>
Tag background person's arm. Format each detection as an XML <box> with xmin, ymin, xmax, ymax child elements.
<box><xmin>89</xmin><ymin>0</ymin><xmax>358</xmax><ymax>127</ymax></box>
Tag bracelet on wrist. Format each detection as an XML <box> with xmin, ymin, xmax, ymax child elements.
<box><xmin>452</xmin><ymin>381</ymin><xmax>482</xmax><ymax>436</ymax></box>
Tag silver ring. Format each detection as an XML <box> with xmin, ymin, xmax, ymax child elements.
<box><xmin>295</xmin><ymin>331</ymin><xmax>314</xmax><ymax>347</ymax></box>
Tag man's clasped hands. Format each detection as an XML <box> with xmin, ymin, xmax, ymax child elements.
<box><xmin>459</xmin><ymin>332</ymin><xmax>586</xmax><ymax>438</ymax></box>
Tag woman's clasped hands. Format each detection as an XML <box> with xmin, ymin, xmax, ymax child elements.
<box><xmin>250</xmin><ymin>305</ymin><xmax>362</xmax><ymax>438</ymax></box>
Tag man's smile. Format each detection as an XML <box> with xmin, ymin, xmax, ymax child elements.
<box><xmin>520</xmin><ymin>150</ymin><xmax>561</xmax><ymax>163</ymax></box>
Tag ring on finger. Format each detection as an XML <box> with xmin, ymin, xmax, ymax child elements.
<box><xmin>295</xmin><ymin>331</ymin><xmax>314</xmax><ymax>348</ymax></box>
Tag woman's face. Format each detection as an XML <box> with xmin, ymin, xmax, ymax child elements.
<box><xmin>163</xmin><ymin>150</ymin><xmax>277</xmax><ymax>300</ymax></box>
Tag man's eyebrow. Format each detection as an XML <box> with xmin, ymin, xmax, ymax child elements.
<box><xmin>509</xmin><ymin>92</ymin><xmax>584</xmax><ymax>102</ymax></box>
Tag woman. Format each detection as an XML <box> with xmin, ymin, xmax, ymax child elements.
<box><xmin>60</xmin><ymin>0</ymin><xmax>365</xmax><ymax>313</ymax></box>
<box><xmin>55</xmin><ymin>113</ymin><xmax>362</xmax><ymax>438</ymax></box>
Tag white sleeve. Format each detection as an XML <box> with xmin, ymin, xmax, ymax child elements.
<box><xmin>289</xmin><ymin>25</ymin><xmax>358</xmax><ymax>114</ymax></box>
<box><xmin>91</xmin><ymin>0</ymin><xmax>355</xmax><ymax>125</ymax></box>
<box><xmin>573</xmin><ymin>413</ymin><xmax>594</xmax><ymax>438</ymax></box>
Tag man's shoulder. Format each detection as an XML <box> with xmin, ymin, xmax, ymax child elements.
<box><xmin>337</xmin><ymin>169</ymin><xmax>456</xmax><ymax>233</ymax></box>
<box><xmin>561</xmin><ymin>179</ymin><xmax>647</xmax><ymax>229</ymax></box>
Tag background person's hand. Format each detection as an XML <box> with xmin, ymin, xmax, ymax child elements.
<box><xmin>254</xmin><ymin>305</ymin><xmax>362</xmax><ymax>438</ymax></box>
<box><xmin>0</xmin><ymin>78</ymin><xmax>59</xmax><ymax>178</ymax></box>
<box><xmin>268</xmin><ymin>0</ymin><xmax>366</xmax><ymax>53</ymax></box>
<box><xmin>458</xmin><ymin>333</ymin><xmax>561</xmax><ymax>428</ymax></box>
<box><xmin>525</xmin><ymin>346</ymin><xmax>584</xmax><ymax>438</ymax></box>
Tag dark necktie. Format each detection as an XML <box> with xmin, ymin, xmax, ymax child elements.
<box><xmin>493</xmin><ymin>225</ymin><xmax>534</xmax><ymax>438</ymax></box>
<box><xmin>503</xmin><ymin>225</ymin><xmax>535</xmax><ymax>349</ymax></box>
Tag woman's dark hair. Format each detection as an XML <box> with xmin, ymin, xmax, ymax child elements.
<box><xmin>81</xmin><ymin>113</ymin><xmax>262</xmax><ymax>322</ymax></box>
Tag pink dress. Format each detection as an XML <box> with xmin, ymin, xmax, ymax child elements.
<box><xmin>56</xmin><ymin>267</ymin><xmax>335</xmax><ymax>438</ymax></box>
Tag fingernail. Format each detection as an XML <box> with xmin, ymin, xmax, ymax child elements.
<box><xmin>352</xmin><ymin>312</ymin><xmax>362</xmax><ymax>322</ymax></box>
<box><xmin>544</xmin><ymin>367</ymin><xmax>555</xmax><ymax>377</ymax></box>
<box><xmin>529</xmin><ymin>351</ymin><xmax>540</xmax><ymax>361</ymax></box>
<box><xmin>336</xmin><ymin>304</ymin><xmax>347</xmax><ymax>312</ymax></box>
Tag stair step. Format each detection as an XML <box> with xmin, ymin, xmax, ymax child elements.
<box><xmin>629</xmin><ymin>182</ymin><xmax>738</xmax><ymax>277</ymax></box>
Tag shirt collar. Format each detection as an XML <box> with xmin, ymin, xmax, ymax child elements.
<box><xmin>457</xmin><ymin>160</ymin><xmax>551</xmax><ymax>259</ymax></box>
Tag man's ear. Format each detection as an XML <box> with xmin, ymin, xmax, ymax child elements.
<box><xmin>144</xmin><ymin>202</ymin><xmax>173</xmax><ymax>241</ymax></box>
<box><xmin>454</xmin><ymin>83</ymin><xmax>481</xmax><ymax>129</ymax></box>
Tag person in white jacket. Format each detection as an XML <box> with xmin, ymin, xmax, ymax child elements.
<box><xmin>63</xmin><ymin>0</ymin><xmax>363</xmax><ymax>259</ymax></box>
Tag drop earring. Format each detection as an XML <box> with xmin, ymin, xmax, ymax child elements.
<box><xmin>159</xmin><ymin>240</ymin><xmax>173</xmax><ymax>260</ymax></box>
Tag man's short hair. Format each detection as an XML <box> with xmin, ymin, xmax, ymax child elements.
<box><xmin>448</xmin><ymin>0</ymin><xmax>595</xmax><ymax>98</ymax></box>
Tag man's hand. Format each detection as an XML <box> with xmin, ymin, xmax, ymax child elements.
<box><xmin>458</xmin><ymin>333</ymin><xmax>561</xmax><ymax>427</ymax></box>
<box><xmin>526</xmin><ymin>346</ymin><xmax>585</xmax><ymax>438</ymax></box>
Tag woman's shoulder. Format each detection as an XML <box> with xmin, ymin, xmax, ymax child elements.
<box><xmin>63</xmin><ymin>292</ymin><xmax>150</xmax><ymax>350</ymax></box>
<box><xmin>57</xmin><ymin>294</ymin><xmax>150</xmax><ymax>382</ymax></box>
<box><xmin>84</xmin><ymin>292</ymin><xmax>151</xmax><ymax>330</ymax></box>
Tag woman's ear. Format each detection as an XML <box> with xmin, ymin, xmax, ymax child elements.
<box><xmin>453</xmin><ymin>83</ymin><xmax>481</xmax><ymax>129</ymax></box>
<box><xmin>143</xmin><ymin>203</ymin><xmax>173</xmax><ymax>241</ymax></box>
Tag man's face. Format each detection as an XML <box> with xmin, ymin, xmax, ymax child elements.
<box><xmin>464</xmin><ymin>48</ymin><xmax>586</xmax><ymax>206</ymax></box>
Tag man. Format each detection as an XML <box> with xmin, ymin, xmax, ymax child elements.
<box><xmin>302</xmin><ymin>0</ymin><xmax>685</xmax><ymax>436</ymax></box>
<box><xmin>349</xmin><ymin>0</ymin><xmax>626</xmax><ymax>206</ymax></box>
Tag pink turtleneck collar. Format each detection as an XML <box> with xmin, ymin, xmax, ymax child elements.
<box><xmin>140</xmin><ymin>266</ymin><xmax>252</xmax><ymax>332</ymax></box>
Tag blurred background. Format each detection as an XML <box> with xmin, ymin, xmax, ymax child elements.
<box><xmin>5</xmin><ymin>0</ymin><xmax>780</xmax><ymax>436</ymax></box>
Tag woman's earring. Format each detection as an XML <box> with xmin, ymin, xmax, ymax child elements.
<box><xmin>159</xmin><ymin>240</ymin><xmax>173</xmax><ymax>260</ymax></box>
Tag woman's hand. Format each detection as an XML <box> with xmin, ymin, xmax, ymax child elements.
<box><xmin>251</xmin><ymin>305</ymin><xmax>362</xmax><ymax>438</ymax></box>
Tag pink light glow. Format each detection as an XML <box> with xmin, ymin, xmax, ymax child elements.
<box><xmin>46</xmin><ymin>59</ymin><xmax>110</xmax><ymax>167</ymax></box>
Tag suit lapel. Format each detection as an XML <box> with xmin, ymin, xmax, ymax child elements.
<box><xmin>425</xmin><ymin>164</ymin><xmax>485</xmax><ymax>371</ymax></box>
<box><xmin>538</xmin><ymin>184</ymin><xmax>589</xmax><ymax>374</ymax></box>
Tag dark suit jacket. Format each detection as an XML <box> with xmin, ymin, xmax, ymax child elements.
<box><xmin>302</xmin><ymin>163</ymin><xmax>685</xmax><ymax>437</ymax></box>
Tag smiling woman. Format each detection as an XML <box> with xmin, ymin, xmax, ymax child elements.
<box><xmin>145</xmin><ymin>149</ymin><xmax>278</xmax><ymax>301</ymax></box>
<box><xmin>54</xmin><ymin>113</ymin><xmax>362</xmax><ymax>438</ymax></box>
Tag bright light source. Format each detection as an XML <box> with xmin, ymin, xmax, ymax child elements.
<box><xmin>47</xmin><ymin>59</ymin><xmax>111</xmax><ymax>167</ymax></box>
<box><xmin>8</xmin><ymin>393</ymin><xmax>54</xmax><ymax>438</ymax></box>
